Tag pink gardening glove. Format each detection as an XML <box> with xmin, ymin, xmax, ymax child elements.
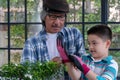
<box><xmin>57</xmin><ymin>36</ymin><xmax>70</xmax><ymax>63</ymax></box>
<box><xmin>68</xmin><ymin>54</ymin><xmax>90</xmax><ymax>75</ymax></box>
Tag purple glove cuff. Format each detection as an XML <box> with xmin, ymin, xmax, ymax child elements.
<box><xmin>82</xmin><ymin>64</ymin><xmax>90</xmax><ymax>75</ymax></box>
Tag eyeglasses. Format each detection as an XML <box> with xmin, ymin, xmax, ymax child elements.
<box><xmin>47</xmin><ymin>14</ymin><xmax>65</xmax><ymax>21</ymax></box>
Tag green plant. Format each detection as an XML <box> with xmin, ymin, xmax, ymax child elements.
<box><xmin>10</xmin><ymin>25</ymin><xmax>25</xmax><ymax>48</ymax></box>
<box><xmin>0</xmin><ymin>61</ymin><xmax>64</xmax><ymax>80</ymax></box>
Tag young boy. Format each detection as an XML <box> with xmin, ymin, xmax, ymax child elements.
<box><xmin>62</xmin><ymin>24</ymin><xmax>118</xmax><ymax>80</ymax></box>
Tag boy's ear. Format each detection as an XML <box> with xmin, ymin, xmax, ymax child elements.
<box><xmin>106</xmin><ymin>40</ymin><xmax>111</xmax><ymax>48</ymax></box>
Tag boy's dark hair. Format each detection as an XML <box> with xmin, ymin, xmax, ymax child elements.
<box><xmin>87</xmin><ymin>24</ymin><xmax>112</xmax><ymax>41</ymax></box>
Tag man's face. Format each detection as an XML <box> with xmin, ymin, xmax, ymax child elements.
<box><xmin>45</xmin><ymin>13</ymin><xmax>66</xmax><ymax>33</ymax></box>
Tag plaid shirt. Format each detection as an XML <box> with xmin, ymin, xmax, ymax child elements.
<box><xmin>21</xmin><ymin>27</ymin><xmax>86</xmax><ymax>63</ymax></box>
<box><xmin>80</xmin><ymin>54</ymin><xmax>118</xmax><ymax>80</ymax></box>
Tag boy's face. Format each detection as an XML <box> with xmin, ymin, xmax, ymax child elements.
<box><xmin>87</xmin><ymin>34</ymin><xmax>111</xmax><ymax>60</ymax></box>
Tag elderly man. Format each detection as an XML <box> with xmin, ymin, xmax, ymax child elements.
<box><xmin>21</xmin><ymin>0</ymin><xmax>86</xmax><ymax>79</ymax></box>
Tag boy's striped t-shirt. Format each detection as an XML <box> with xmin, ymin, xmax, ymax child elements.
<box><xmin>80</xmin><ymin>54</ymin><xmax>118</xmax><ymax>80</ymax></box>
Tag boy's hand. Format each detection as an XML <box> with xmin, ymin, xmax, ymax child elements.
<box><xmin>68</xmin><ymin>54</ymin><xmax>90</xmax><ymax>75</ymax></box>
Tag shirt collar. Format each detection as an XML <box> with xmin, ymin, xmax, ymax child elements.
<box><xmin>38</xmin><ymin>27</ymin><xmax>65</xmax><ymax>41</ymax></box>
<box><xmin>38</xmin><ymin>28</ymin><xmax>47</xmax><ymax>40</ymax></box>
<box><xmin>87</xmin><ymin>54</ymin><xmax>112</xmax><ymax>63</ymax></box>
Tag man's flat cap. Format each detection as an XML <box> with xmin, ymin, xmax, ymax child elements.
<box><xmin>43</xmin><ymin>0</ymin><xmax>69</xmax><ymax>13</ymax></box>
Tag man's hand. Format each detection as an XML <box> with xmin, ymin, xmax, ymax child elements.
<box><xmin>52</xmin><ymin>56</ymin><xmax>62</xmax><ymax>64</ymax></box>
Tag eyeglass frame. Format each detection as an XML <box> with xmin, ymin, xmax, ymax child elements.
<box><xmin>47</xmin><ymin>13</ymin><xmax>66</xmax><ymax>21</ymax></box>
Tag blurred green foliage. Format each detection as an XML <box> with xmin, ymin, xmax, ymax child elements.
<box><xmin>0</xmin><ymin>61</ymin><xmax>63</xmax><ymax>80</ymax></box>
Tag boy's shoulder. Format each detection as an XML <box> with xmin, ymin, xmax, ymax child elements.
<box><xmin>102</xmin><ymin>55</ymin><xmax>118</xmax><ymax>64</ymax></box>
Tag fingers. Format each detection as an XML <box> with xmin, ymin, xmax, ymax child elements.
<box><xmin>68</xmin><ymin>54</ymin><xmax>83</xmax><ymax>72</ymax></box>
<box><xmin>51</xmin><ymin>56</ymin><xmax>62</xmax><ymax>64</ymax></box>
<box><xmin>57</xmin><ymin>39</ymin><xmax>61</xmax><ymax>46</ymax></box>
<box><xmin>57</xmin><ymin>35</ymin><xmax>63</xmax><ymax>47</ymax></box>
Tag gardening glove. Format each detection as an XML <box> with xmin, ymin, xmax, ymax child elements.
<box><xmin>57</xmin><ymin>35</ymin><xmax>70</xmax><ymax>63</ymax></box>
<box><xmin>68</xmin><ymin>54</ymin><xmax>90</xmax><ymax>75</ymax></box>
